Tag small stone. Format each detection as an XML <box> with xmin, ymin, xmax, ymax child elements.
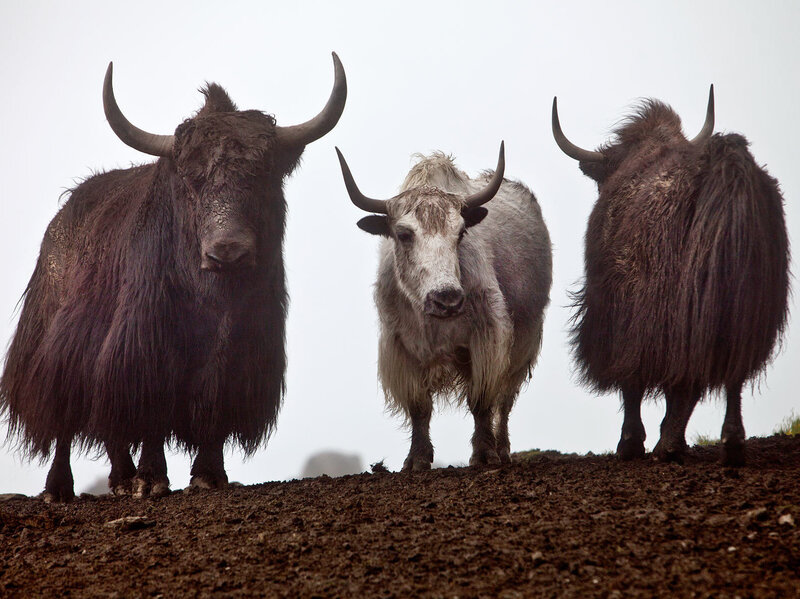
<box><xmin>531</xmin><ymin>551</ymin><xmax>545</xmax><ymax>565</ymax></box>
<box><xmin>706</xmin><ymin>514</ymin><xmax>732</xmax><ymax>526</ymax></box>
<box><xmin>104</xmin><ymin>516</ymin><xmax>155</xmax><ymax>531</ymax></box>
<box><xmin>778</xmin><ymin>513</ymin><xmax>795</xmax><ymax>527</ymax></box>
<box><xmin>727</xmin><ymin>546</ymin><xmax>737</xmax><ymax>553</ymax></box>
<box><xmin>0</xmin><ymin>493</ymin><xmax>27</xmax><ymax>502</ymax></box>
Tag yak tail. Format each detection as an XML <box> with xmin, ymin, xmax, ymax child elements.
<box><xmin>676</xmin><ymin>133</ymin><xmax>790</xmax><ymax>388</ymax></box>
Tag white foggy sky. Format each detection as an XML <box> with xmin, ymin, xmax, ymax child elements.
<box><xmin>0</xmin><ymin>1</ymin><xmax>797</xmax><ymax>495</ymax></box>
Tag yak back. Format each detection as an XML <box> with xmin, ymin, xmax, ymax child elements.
<box><xmin>571</xmin><ymin>127</ymin><xmax>789</xmax><ymax>395</ymax></box>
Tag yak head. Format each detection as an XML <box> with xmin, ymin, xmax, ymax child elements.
<box><xmin>335</xmin><ymin>144</ymin><xmax>505</xmax><ymax>318</ymax></box>
<box><xmin>551</xmin><ymin>86</ymin><xmax>715</xmax><ymax>185</ymax></box>
<box><xmin>103</xmin><ymin>54</ymin><xmax>346</xmax><ymax>273</ymax></box>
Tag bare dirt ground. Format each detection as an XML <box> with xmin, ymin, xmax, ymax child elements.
<box><xmin>1</xmin><ymin>434</ymin><xmax>799</xmax><ymax>598</ymax></box>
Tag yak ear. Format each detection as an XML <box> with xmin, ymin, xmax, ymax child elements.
<box><xmin>462</xmin><ymin>206</ymin><xmax>488</xmax><ymax>229</ymax></box>
<box><xmin>357</xmin><ymin>215</ymin><xmax>391</xmax><ymax>237</ymax></box>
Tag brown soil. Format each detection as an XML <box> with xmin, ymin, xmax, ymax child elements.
<box><xmin>1</xmin><ymin>435</ymin><xmax>799</xmax><ymax>598</ymax></box>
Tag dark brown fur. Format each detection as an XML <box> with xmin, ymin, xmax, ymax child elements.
<box><xmin>1</xmin><ymin>84</ymin><xmax>303</xmax><ymax>497</ymax></box>
<box><xmin>569</xmin><ymin>100</ymin><xmax>790</xmax><ymax>465</ymax></box>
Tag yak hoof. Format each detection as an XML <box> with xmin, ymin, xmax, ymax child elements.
<box><xmin>497</xmin><ymin>449</ymin><xmax>513</xmax><ymax>464</ymax></box>
<box><xmin>721</xmin><ymin>439</ymin><xmax>746</xmax><ymax>467</ymax></box>
<box><xmin>617</xmin><ymin>437</ymin><xmax>646</xmax><ymax>461</ymax></box>
<box><xmin>402</xmin><ymin>456</ymin><xmax>432</xmax><ymax>472</ymax></box>
<box><xmin>109</xmin><ymin>478</ymin><xmax>133</xmax><ymax>496</ymax></box>
<box><xmin>132</xmin><ymin>477</ymin><xmax>170</xmax><ymax>499</ymax></box>
<box><xmin>470</xmin><ymin>448</ymin><xmax>502</xmax><ymax>467</ymax></box>
<box><xmin>42</xmin><ymin>488</ymin><xmax>74</xmax><ymax>504</ymax></box>
<box><xmin>653</xmin><ymin>441</ymin><xmax>687</xmax><ymax>464</ymax></box>
<box><xmin>189</xmin><ymin>474</ymin><xmax>228</xmax><ymax>490</ymax></box>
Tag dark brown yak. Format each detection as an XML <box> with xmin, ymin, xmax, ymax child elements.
<box><xmin>553</xmin><ymin>86</ymin><xmax>789</xmax><ymax>466</ymax></box>
<box><xmin>0</xmin><ymin>54</ymin><xmax>347</xmax><ymax>501</ymax></box>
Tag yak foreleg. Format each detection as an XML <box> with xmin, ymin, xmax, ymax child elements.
<box><xmin>402</xmin><ymin>400</ymin><xmax>434</xmax><ymax>472</ymax></box>
<box><xmin>493</xmin><ymin>393</ymin><xmax>515</xmax><ymax>464</ymax></box>
<box><xmin>43</xmin><ymin>437</ymin><xmax>75</xmax><ymax>503</ymax></box>
<box><xmin>468</xmin><ymin>395</ymin><xmax>500</xmax><ymax>467</ymax></box>
<box><xmin>721</xmin><ymin>381</ymin><xmax>746</xmax><ymax>467</ymax></box>
<box><xmin>190</xmin><ymin>440</ymin><xmax>228</xmax><ymax>489</ymax></box>
<box><xmin>105</xmin><ymin>441</ymin><xmax>136</xmax><ymax>496</ymax></box>
<box><xmin>653</xmin><ymin>387</ymin><xmax>701</xmax><ymax>464</ymax></box>
<box><xmin>617</xmin><ymin>386</ymin><xmax>646</xmax><ymax>460</ymax></box>
<box><xmin>133</xmin><ymin>438</ymin><xmax>170</xmax><ymax>498</ymax></box>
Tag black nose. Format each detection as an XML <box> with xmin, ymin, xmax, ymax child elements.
<box><xmin>201</xmin><ymin>240</ymin><xmax>255</xmax><ymax>271</ymax></box>
<box><xmin>424</xmin><ymin>287</ymin><xmax>465</xmax><ymax>317</ymax></box>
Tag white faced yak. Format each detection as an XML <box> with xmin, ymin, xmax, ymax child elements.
<box><xmin>336</xmin><ymin>144</ymin><xmax>552</xmax><ymax>470</ymax></box>
<box><xmin>553</xmin><ymin>86</ymin><xmax>789</xmax><ymax>466</ymax></box>
<box><xmin>1</xmin><ymin>54</ymin><xmax>347</xmax><ymax>501</ymax></box>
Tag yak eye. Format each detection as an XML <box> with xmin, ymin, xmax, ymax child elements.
<box><xmin>395</xmin><ymin>228</ymin><xmax>414</xmax><ymax>243</ymax></box>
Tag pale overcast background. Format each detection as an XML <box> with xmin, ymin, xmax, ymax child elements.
<box><xmin>1</xmin><ymin>1</ymin><xmax>797</xmax><ymax>495</ymax></box>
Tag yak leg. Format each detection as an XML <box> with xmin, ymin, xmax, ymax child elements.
<box><xmin>133</xmin><ymin>438</ymin><xmax>170</xmax><ymax>498</ymax></box>
<box><xmin>43</xmin><ymin>437</ymin><xmax>75</xmax><ymax>503</ymax></box>
<box><xmin>190</xmin><ymin>440</ymin><xmax>228</xmax><ymax>489</ymax></box>
<box><xmin>105</xmin><ymin>441</ymin><xmax>136</xmax><ymax>496</ymax></box>
<box><xmin>469</xmin><ymin>396</ymin><xmax>500</xmax><ymax>467</ymax></box>
<box><xmin>721</xmin><ymin>381</ymin><xmax>746</xmax><ymax>467</ymax></box>
<box><xmin>617</xmin><ymin>386</ymin><xmax>646</xmax><ymax>460</ymax></box>
<box><xmin>494</xmin><ymin>394</ymin><xmax>516</xmax><ymax>464</ymax></box>
<box><xmin>653</xmin><ymin>387</ymin><xmax>701</xmax><ymax>464</ymax></box>
<box><xmin>402</xmin><ymin>400</ymin><xmax>434</xmax><ymax>472</ymax></box>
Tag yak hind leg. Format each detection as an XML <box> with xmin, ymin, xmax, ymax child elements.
<box><xmin>653</xmin><ymin>387</ymin><xmax>701</xmax><ymax>464</ymax></box>
<box><xmin>468</xmin><ymin>396</ymin><xmax>500</xmax><ymax>467</ymax></box>
<box><xmin>494</xmin><ymin>394</ymin><xmax>516</xmax><ymax>464</ymax></box>
<box><xmin>617</xmin><ymin>386</ymin><xmax>647</xmax><ymax>460</ymax></box>
<box><xmin>132</xmin><ymin>438</ymin><xmax>170</xmax><ymax>498</ymax></box>
<box><xmin>43</xmin><ymin>437</ymin><xmax>75</xmax><ymax>503</ymax></box>
<box><xmin>720</xmin><ymin>381</ymin><xmax>746</xmax><ymax>467</ymax></box>
<box><xmin>105</xmin><ymin>441</ymin><xmax>136</xmax><ymax>496</ymax></box>
<box><xmin>402</xmin><ymin>399</ymin><xmax>434</xmax><ymax>472</ymax></box>
<box><xmin>190</xmin><ymin>440</ymin><xmax>228</xmax><ymax>489</ymax></box>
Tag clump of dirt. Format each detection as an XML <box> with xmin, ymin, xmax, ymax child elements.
<box><xmin>2</xmin><ymin>435</ymin><xmax>799</xmax><ymax>597</ymax></box>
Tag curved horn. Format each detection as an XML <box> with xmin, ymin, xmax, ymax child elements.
<box><xmin>463</xmin><ymin>141</ymin><xmax>506</xmax><ymax>209</ymax></box>
<box><xmin>689</xmin><ymin>84</ymin><xmax>715</xmax><ymax>146</ymax></box>
<box><xmin>552</xmin><ymin>97</ymin><xmax>604</xmax><ymax>163</ymax></box>
<box><xmin>335</xmin><ymin>147</ymin><xmax>390</xmax><ymax>214</ymax></box>
<box><xmin>276</xmin><ymin>52</ymin><xmax>347</xmax><ymax>148</ymax></box>
<box><xmin>103</xmin><ymin>62</ymin><xmax>174</xmax><ymax>157</ymax></box>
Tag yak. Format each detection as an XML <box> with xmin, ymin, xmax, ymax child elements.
<box><xmin>336</xmin><ymin>144</ymin><xmax>552</xmax><ymax>470</ymax></box>
<box><xmin>0</xmin><ymin>54</ymin><xmax>347</xmax><ymax>502</ymax></box>
<box><xmin>552</xmin><ymin>86</ymin><xmax>789</xmax><ymax>466</ymax></box>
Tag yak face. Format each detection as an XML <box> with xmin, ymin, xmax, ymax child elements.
<box><xmin>359</xmin><ymin>188</ymin><xmax>487</xmax><ymax>318</ymax></box>
<box><xmin>102</xmin><ymin>55</ymin><xmax>347</xmax><ymax>274</ymax></box>
<box><xmin>172</xmin><ymin>89</ymin><xmax>287</xmax><ymax>273</ymax></box>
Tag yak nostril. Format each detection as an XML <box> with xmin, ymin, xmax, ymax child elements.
<box><xmin>201</xmin><ymin>242</ymin><xmax>254</xmax><ymax>271</ymax></box>
<box><xmin>425</xmin><ymin>288</ymin><xmax>466</xmax><ymax>316</ymax></box>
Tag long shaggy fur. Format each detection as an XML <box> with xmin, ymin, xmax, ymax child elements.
<box><xmin>1</xmin><ymin>85</ymin><xmax>300</xmax><ymax>459</ymax></box>
<box><xmin>376</xmin><ymin>154</ymin><xmax>552</xmax><ymax>415</ymax></box>
<box><xmin>571</xmin><ymin>101</ymin><xmax>790</xmax><ymax>395</ymax></box>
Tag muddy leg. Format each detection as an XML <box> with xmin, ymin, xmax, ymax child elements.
<box><xmin>105</xmin><ymin>441</ymin><xmax>136</xmax><ymax>496</ymax></box>
<box><xmin>402</xmin><ymin>400</ymin><xmax>434</xmax><ymax>472</ymax></box>
<box><xmin>653</xmin><ymin>387</ymin><xmax>701</xmax><ymax>464</ymax></box>
<box><xmin>190</xmin><ymin>440</ymin><xmax>229</xmax><ymax>489</ymax></box>
<box><xmin>720</xmin><ymin>381</ymin><xmax>746</xmax><ymax>467</ymax></box>
<box><xmin>43</xmin><ymin>437</ymin><xmax>75</xmax><ymax>503</ymax></box>
<box><xmin>469</xmin><ymin>396</ymin><xmax>500</xmax><ymax>467</ymax></box>
<box><xmin>133</xmin><ymin>438</ymin><xmax>170</xmax><ymax>498</ymax></box>
<box><xmin>494</xmin><ymin>394</ymin><xmax>515</xmax><ymax>464</ymax></box>
<box><xmin>617</xmin><ymin>386</ymin><xmax>646</xmax><ymax>460</ymax></box>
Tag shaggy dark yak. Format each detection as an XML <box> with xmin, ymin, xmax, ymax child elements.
<box><xmin>1</xmin><ymin>54</ymin><xmax>347</xmax><ymax>501</ymax></box>
<box><xmin>553</xmin><ymin>86</ymin><xmax>789</xmax><ymax>466</ymax></box>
